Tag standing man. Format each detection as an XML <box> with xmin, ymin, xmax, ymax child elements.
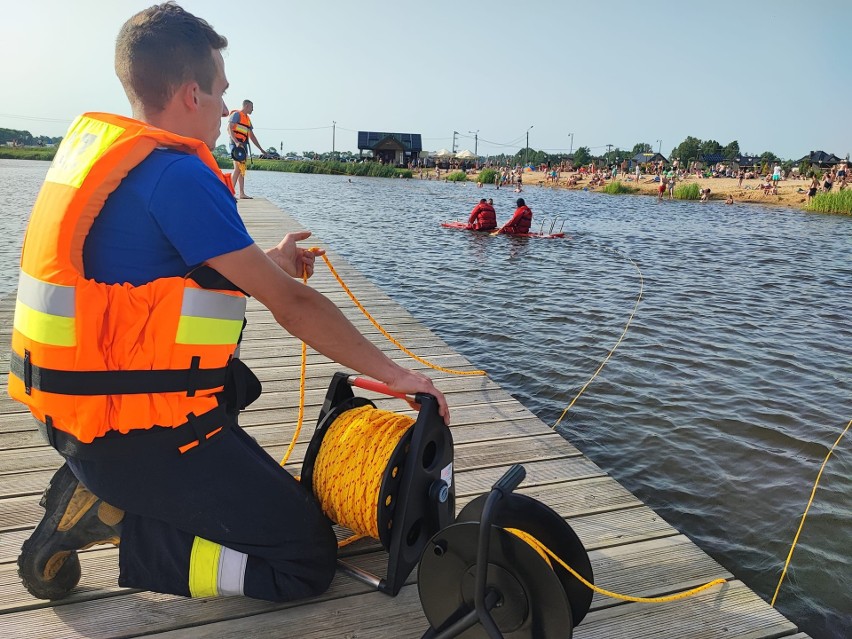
<box><xmin>13</xmin><ymin>2</ymin><xmax>448</xmax><ymax>605</ymax></box>
<box><xmin>229</xmin><ymin>99</ymin><xmax>267</xmax><ymax>199</ymax></box>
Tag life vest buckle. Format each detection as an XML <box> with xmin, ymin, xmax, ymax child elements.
<box><xmin>23</xmin><ymin>350</ymin><xmax>33</xmax><ymax>395</ymax></box>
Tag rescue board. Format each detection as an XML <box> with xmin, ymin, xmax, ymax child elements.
<box><xmin>441</xmin><ymin>221</ymin><xmax>566</xmax><ymax>239</ymax></box>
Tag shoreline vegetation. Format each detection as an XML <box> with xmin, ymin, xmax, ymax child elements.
<box><xmin>4</xmin><ymin>147</ymin><xmax>849</xmax><ymax>215</ymax></box>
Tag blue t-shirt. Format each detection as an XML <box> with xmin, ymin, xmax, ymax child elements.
<box><xmin>84</xmin><ymin>149</ymin><xmax>253</xmax><ymax>286</ymax></box>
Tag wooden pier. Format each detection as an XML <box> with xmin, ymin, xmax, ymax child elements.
<box><xmin>0</xmin><ymin>199</ymin><xmax>808</xmax><ymax>638</ymax></box>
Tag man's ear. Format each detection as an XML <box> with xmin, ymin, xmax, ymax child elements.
<box><xmin>180</xmin><ymin>82</ymin><xmax>200</xmax><ymax>111</ymax></box>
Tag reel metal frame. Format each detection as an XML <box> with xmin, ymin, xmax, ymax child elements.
<box><xmin>418</xmin><ymin>465</ymin><xmax>594</xmax><ymax>639</ymax></box>
<box><xmin>301</xmin><ymin>372</ymin><xmax>455</xmax><ymax>596</ymax></box>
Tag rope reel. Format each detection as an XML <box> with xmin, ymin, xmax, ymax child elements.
<box><xmin>301</xmin><ymin>372</ymin><xmax>455</xmax><ymax>596</ymax></box>
<box><xmin>417</xmin><ymin>465</ymin><xmax>593</xmax><ymax>639</ymax></box>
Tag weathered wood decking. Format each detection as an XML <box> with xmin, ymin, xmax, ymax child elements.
<box><xmin>0</xmin><ymin>199</ymin><xmax>807</xmax><ymax>638</ymax></box>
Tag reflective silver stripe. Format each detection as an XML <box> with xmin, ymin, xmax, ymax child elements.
<box><xmin>181</xmin><ymin>288</ymin><xmax>246</xmax><ymax>320</ymax></box>
<box><xmin>217</xmin><ymin>546</ymin><xmax>247</xmax><ymax>596</ymax></box>
<box><xmin>17</xmin><ymin>271</ymin><xmax>75</xmax><ymax>317</ymax></box>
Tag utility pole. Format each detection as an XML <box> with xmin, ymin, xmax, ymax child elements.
<box><xmin>657</xmin><ymin>139</ymin><xmax>662</xmax><ymax>154</ymax></box>
<box><xmin>332</xmin><ymin>121</ymin><xmax>336</xmax><ymax>155</ymax></box>
<box><xmin>525</xmin><ymin>125</ymin><xmax>534</xmax><ymax>166</ymax></box>
<box><xmin>452</xmin><ymin>131</ymin><xmax>458</xmax><ymax>154</ymax></box>
<box><xmin>568</xmin><ymin>132</ymin><xmax>574</xmax><ymax>157</ymax></box>
<box><xmin>468</xmin><ymin>130</ymin><xmax>479</xmax><ymax>157</ymax></box>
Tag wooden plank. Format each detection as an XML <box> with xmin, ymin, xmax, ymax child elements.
<box><xmin>0</xmin><ymin>535</ymin><xmax>736</xmax><ymax>637</ymax></box>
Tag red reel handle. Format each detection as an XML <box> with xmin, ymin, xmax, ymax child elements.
<box><xmin>349</xmin><ymin>376</ymin><xmax>416</xmax><ymax>403</ymax></box>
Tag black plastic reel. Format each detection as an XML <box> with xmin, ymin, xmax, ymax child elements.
<box><xmin>301</xmin><ymin>372</ymin><xmax>455</xmax><ymax>596</ymax></box>
<box><xmin>455</xmin><ymin>492</ymin><xmax>594</xmax><ymax>628</ymax></box>
<box><xmin>419</xmin><ymin>522</ymin><xmax>573</xmax><ymax>638</ymax></box>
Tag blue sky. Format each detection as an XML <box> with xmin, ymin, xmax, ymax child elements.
<box><xmin>2</xmin><ymin>0</ymin><xmax>850</xmax><ymax>160</ymax></box>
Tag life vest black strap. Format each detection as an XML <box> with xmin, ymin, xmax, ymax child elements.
<box><xmin>186</xmin><ymin>265</ymin><xmax>248</xmax><ymax>296</ymax></box>
<box><xmin>35</xmin><ymin>404</ymin><xmax>235</xmax><ymax>460</ymax></box>
<box><xmin>10</xmin><ymin>351</ymin><xmax>229</xmax><ymax>397</ymax></box>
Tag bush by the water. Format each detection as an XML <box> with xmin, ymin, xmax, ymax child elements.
<box><xmin>674</xmin><ymin>183</ymin><xmax>701</xmax><ymax>200</ymax></box>
<box><xmin>807</xmin><ymin>190</ymin><xmax>852</xmax><ymax>215</ymax></box>
<box><xmin>0</xmin><ymin>147</ymin><xmax>56</xmax><ymax>161</ymax></box>
<box><xmin>446</xmin><ymin>171</ymin><xmax>468</xmax><ymax>182</ymax></box>
<box><xmin>601</xmin><ymin>181</ymin><xmax>636</xmax><ymax>194</ymax></box>
<box><xmin>477</xmin><ymin>168</ymin><xmax>498</xmax><ymax>185</ymax></box>
<box><xmin>215</xmin><ymin>157</ymin><xmax>411</xmax><ymax>179</ymax></box>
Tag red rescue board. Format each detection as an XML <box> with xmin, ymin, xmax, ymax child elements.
<box><xmin>441</xmin><ymin>221</ymin><xmax>566</xmax><ymax>239</ymax></box>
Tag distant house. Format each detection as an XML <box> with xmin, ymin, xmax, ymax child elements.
<box><xmin>797</xmin><ymin>150</ymin><xmax>843</xmax><ymax>168</ymax></box>
<box><xmin>631</xmin><ymin>151</ymin><xmax>667</xmax><ymax>167</ymax></box>
<box><xmin>699</xmin><ymin>153</ymin><xmax>729</xmax><ymax>166</ymax></box>
<box><xmin>357</xmin><ymin>131</ymin><xmax>422</xmax><ymax>166</ymax></box>
<box><xmin>732</xmin><ymin>156</ymin><xmax>761</xmax><ymax>169</ymax></box>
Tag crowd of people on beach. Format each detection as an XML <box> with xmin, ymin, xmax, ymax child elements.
<box><xmin>415</xmin><ymin>155</ymin><xmax>849</xmax><ymax>208</ymax></box>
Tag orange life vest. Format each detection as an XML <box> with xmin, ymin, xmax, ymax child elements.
<box><xmin>229</xmin><ymin>110</ymin><xmax>253</xmax><ymax>145</ymax></box>
<box><xmin>8</xmin><ymin>112</ymin><xmax>247</xmax><ymax>443</ymax></box>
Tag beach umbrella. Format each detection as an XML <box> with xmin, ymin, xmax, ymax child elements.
<box><xmin>455</xmin><ymin>149</ymin><xmax>476</xmax><ymax>160</ymax></box>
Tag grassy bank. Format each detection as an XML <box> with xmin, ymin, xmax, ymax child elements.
<box><xmin>217</xmin><ymin>156</ymin><xmax>412</xmax><ymax>178</ymax></box>
<box><xmin>0</xmin><ymin>147</ymin><xmax>55</xmax><ymax>161</ymax></box>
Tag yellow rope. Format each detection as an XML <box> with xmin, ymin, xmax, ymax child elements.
<box><xmin>279</xmin><ymin>272</ymin><xmax>311</xmax><ymax>467</ymax></box>
<box><xmin>506</xmin><ymin>527</ymin><xmax>726</xmax><ymax>603</ymax></box>
<box><xmin>318</xmin><ymin>252</ymin><xmax>487</xmax><ymax>377</ymax></box>
<box><xmin>770</xmin><ymin>417</ymin><xmax>851</xmax><ymax>607</ymax></box>
<box><xmin>312</xmin><ymin>404</ymin><xmax>413</xmax><ymax>539</ymax></box>
<box><xmin>552</xmin><ymin>246</ymin><xmax>643</xmax><ymax>430</ymax></box>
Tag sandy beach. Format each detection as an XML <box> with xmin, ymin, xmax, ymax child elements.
<box><xmin>454</xmin><ymin>169</ymin><xmax>818</xmax><ymax>209</ymax></box>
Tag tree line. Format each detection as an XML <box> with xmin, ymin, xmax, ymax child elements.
<box><xmin>3</xmin><ymin>127</ymin><xmax>789</xmax><ymax>168</ymax></box>
<box><xmin>0</xmin><ymin>128</ymin><xmax>63</xmax><ymax>147</ymax></box>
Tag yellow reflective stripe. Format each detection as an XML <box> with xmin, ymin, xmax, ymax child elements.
<box><xmin>176</xmin><ymin>316</ymin><xmax>242</xmax><ymax>345</ymax></box>
<box><xmin>46</xmin><ymin>115</ymin><xmax>126</xmax><ymax>188</ymax></box>
<box><xmin>13</xmin><ymin>300</ymin><xmax>76</xmax><ymax>347</ymax></box>
<box><xmin>189</xmin><ymin>537</ymin><xmax>221</xmax><ymax>598</ymax></box>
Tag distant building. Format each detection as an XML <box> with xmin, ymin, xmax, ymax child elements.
<box><xmin>357</xmin><ymin>131</ymin><xmax>422</xmax><ymax>166</ymax></box>
<box><xmin>797</xmin><ymin>150</ymin><xmax>843</xmax><ymax>168</ymax></box>
<box><xmin>732</xmin><ymin>156</ymin><xmax>761</xmax><ymax>169</ymax></box>
<box><xmin>631</xmin><ymin>151</ymin><xmax>667</xmax><ymax>167</ymax></box>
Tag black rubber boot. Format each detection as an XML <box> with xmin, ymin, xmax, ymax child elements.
<box><xmin>18</xmin><ymin>463</ymin><xmax>123</xmax><ymax>600</ymax></box>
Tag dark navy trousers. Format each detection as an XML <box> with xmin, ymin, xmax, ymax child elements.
<box><xmin>66</xmin><ymin>422</ymin><xmax>337</xmax><ymax>602</ymax></box>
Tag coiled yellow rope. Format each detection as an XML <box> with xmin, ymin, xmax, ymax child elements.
<box><xmin>506</xmin><ymin>527</ymin><xmax>726</xmax><ymax>603</ymax></box>
<box><xmin>312</xmin><ymin>405</ymin><xmax>413</xmax><ymax>541</ymax></box>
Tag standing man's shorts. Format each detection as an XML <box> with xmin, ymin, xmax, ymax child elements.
<box><xmin>233</xmin><ymin>160</ymin><xmax>247</xmax><ymax>176</ymax></box>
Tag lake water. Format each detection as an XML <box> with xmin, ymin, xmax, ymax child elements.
<box><xmin>2</xmin><ymin>160</ymin><xmax>850</xmax><ymax>638</ymax></box>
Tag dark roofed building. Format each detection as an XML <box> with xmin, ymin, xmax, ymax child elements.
<box><xmin>733</xmin><ymin>156</ymin><xmax>761</xmax><ymax>168</ymax></box>
<box><xmin>357</xmin><ymin>131</ymin><xmax>422</xmax><ymax>166</ymax></box>
<box><xmin>631</xmin><ymin>151</ymin><xmax>668</xmax><ymax>166</ymax></box>
<box><xmin>699</xmin><ymin>153</ymin><xmax>729</xmax><ymax>165</ymax></box>
<box><xmin>797</xmin><ymin>150</ymin><xmax>843</xmax><ymax>167</ymax></box>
